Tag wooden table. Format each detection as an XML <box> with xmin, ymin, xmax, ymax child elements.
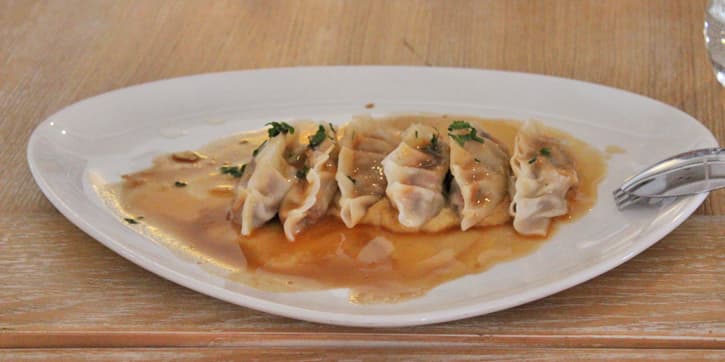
<box><xmin>2</xmin><ymin>0</ymin><xmax>724</xmax><ymax>360</ymax></box>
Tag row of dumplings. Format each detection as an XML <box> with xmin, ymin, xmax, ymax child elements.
<box><xmin>229</xmin><ymin>116</ymin><xmax>579</xmax><ymax>241</ymax></box>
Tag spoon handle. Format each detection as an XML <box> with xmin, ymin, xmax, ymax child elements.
<box><xmin>619</xmin><ymin>148</ymin><xmax>725</xmax><ymax>198</ymax></box>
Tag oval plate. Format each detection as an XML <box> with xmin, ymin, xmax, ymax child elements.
<box><xmin>27</xmin><ymin>66</ymin><xmax>717</xmax><ymax>327</ymax></box>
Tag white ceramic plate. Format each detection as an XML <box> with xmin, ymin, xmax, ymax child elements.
<box><xmin>27</xmin><ymin>66</ymin><xmax>717</xmax><ymax>327</ymax></box>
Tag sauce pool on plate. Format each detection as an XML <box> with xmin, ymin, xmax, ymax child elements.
<box><xmin>106</xmin><ymin>115</ymin><xmax>606</xmax><ymax>303</ymax></box>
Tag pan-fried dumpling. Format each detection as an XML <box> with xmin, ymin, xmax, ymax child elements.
<box><xmin>381</xmin><ymin>123</ymin><xmax>449</xmax><ymax>228</ymax></box>
<box><xmin>279</xmin><ymin>123</ymin><xmax>339</xmax><ymax>241</ymax></box>
<box><xmin>336</xmin><ymin>116</ymin><xmax>399</xmax><ymax>228</ymax></box>
<box><xmin>509</xmin><ymin>121</ymin><xmax>579</xmax><ymax>236</ymax></box>
<box><xmin>230</xmin><ymin>122</ymin><xmax>296</xmax><ymax>236</ymax></box>
<box><xmin>448</xmin><ymin>120</ymin><xmax>512</xmax><ymax>230</ymax></box>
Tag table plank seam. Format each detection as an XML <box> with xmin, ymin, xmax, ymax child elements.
<box><xmin>1</xmin><ymin>331</ymin><xmax>724</xmax><ymax>350</ymax></box>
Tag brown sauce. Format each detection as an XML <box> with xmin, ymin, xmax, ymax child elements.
<box><xmin>108</xmin><ymin>115</ymin><xmax>607</xmax><ymax>303</ymax></box>
<box><xmin>604</xmin><ymin>145</ymin><xmax>627</xmax><ymax>160</ymax></box>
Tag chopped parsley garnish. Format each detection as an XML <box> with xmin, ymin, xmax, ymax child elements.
<box><xmin>422</xmin><ymin>133</ymin><xmax>440</xmax><ymax>153</ymax></box>
<box><xmin>527</xmin><ymin>148</ymin><xmax>550</xmax><ymax>165</ymax></box>
<box><xmin>415</xmin><ymin>130</ymin><xmax>419</xmax><ymax>138</ymax></box>
<box><xmin>474</xmin><ymin>158</ymin><xmax>481</xmax><ymax>163</ymax></box>
<box><xmin>327</xmin><ymin>123</ymin><xmax>337</xmax><ymax>140</ymax></box>
<box><xmin>174</xmin><ymin>181</ymin><xmax>187</xmax><ymax>187</ymax></box>
<box><xmin>449</xmin><ymin>129</ymin><xmax>484</xmax><ymax>146</ymax></box>
<box><xmin>447</xmin><ymin>121</ymin><xmax>485</xmax><ymax>146</ymax></box>
<box><xmin>447</xmin><ymin>120</ymin><xmax>471</xmax><ymax>131</ymax></box>
<box><xmin>252</xmin><ymin>140</ymin><xmax>267</xmax><ymax>156</ymax></box>
<box><xmin>308</xmin><ymin>125</ymin><xmax>327</xmax><ymax>149</ymax></box>
<box><xmin>432</xmin><ymin>134</ymin><xmax>439</xmax><ymax>148</ymax></box>
<box><xmin>124</xmin><ymin>217</ymin><xmax>141</xmax><ymax>224</ymax></box>
<box><xmin>265</xmin><ymin>122</ymin><xmax>295</xmax><ymax>138</ymax></box>
<box><xmin>346</xmin><ymin>175</ymin><xmax>357</xmax><ymax>184</ymax></box>
<box><xmin>220</xmin><ymin>164</ymin><xmax>246</xmax><ymax>178</ymax></box>
<box><xmin>296</xmin><ymin>166</ymin><xmax>310</xmax><ymax>179</ymax></box>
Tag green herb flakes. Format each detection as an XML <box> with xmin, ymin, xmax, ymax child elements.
<box><xmin>423</xmin><ymin>133</ymin><xmax>441</xmax><ymax>153</ymax></box>
<box><xmin>296</xmin><ymin>166</ymin><xmax>310</xmax><ymax>179</ymax></box>
<box><xmin>447</xmin><ymin>120</ymin><xmax>471</xmax><ymax>131</ymax></box>
<box><xmin>252</xmin><ymin>140</ymin><xmax>267</xmax><ymax>156</ymax></box>
<box><xmin>265</xmin><ymin>122</ymin><xmax>295</xmax><ymax>138</ymax></box>
<box><xmin>447</xmin><ymin>121</ymin><xmax>485</xmax><ymax>146</ymax></box>
<box><xmin>308</xmin><ymin>125</ymin><xmax>327</xmax><ymax>149</ymax></box>
<box><xmin>220</xmin><ymin>164</ymin><xmax>246</xmax><ymax>178</ymax></box>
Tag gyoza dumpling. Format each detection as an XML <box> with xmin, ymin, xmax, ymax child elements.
<box><xmin>448</xmin><ymin>120</ymin><xmax>512</xmax><ymax>230</ymax></box>
<box><xmin>279</xmin><ymin>123</ymin><xmax>339</xmax><ymax>241</ymax></box>
<box><xmin>336</xmin><ymin>116</ymin><xmax>399</xmax><ymax>228</ymax></box>
<box><xmin>230</xmin><ymin>122</ymin><xmax>296</xmax><ymax>236</ymax></box>
<box><xmin>381</xmin><ymin>124</ymin><xmax>449</xmax><ymax>228</ymax></box>
<box><xmin>509</xmin><ymin>121</ymin><xmax>579</xmax><ymax>236</ymax></box>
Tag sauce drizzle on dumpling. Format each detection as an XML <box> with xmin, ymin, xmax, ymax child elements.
<box><xmin>382</xmin><ymin>123</ymin><xmax>450</xmax><ymax>228</ymax></box>
<box><xmin>230</xmin><ymin>122</ymin><xmax>297</xmax><ymax>236</ymax></box>
<box><xmin>447</xmin><ymin>120</ymin><xmax>512</xmax><ymax>230</ymax></box>
<box><xmin>279</xmin><ymin>123</ymin><xmax>340</xmax><ymax>240</ymax></box>
<box><xmin>509</xmin><ymin>121</ymin><xmax>580</xmax><ymax>236</ymax></box>
<box><xmin>336</xmin><ymin>116</ymin><xmax>399</xmax><ymax>228</ymax></box>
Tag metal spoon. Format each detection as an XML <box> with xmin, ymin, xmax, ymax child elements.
<box><xmin>613</xmin><ymin>148</ymin><xmax>725</xmax><ymax>210</ymax></box>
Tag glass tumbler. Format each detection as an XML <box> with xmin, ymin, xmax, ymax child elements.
<box><xmin>705</xmin><ymin>0</ymin><xmax>725</xmax><ymax>85</ymax></box>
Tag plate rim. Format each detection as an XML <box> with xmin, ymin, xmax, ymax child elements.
<box><xmin>26</xmin><ymin>66</ymin><xmax>717</xmax><ymax>327</ymax></box>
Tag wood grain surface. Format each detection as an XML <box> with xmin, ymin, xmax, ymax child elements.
<box><xmin>1</xmin><ymin>0</ymin><xmax>724</xmax><ymax>360</ymax></box>
<box><xmin>3</xmin><ymin>348</ymin><xmax>725</xmax><ymax>362</ymax></box>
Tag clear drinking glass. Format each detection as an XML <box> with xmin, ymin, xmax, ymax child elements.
<box><xmin>705</xmin><ymin>0</ymin><xmax>725</xmax><ymax>86</ymax></box>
